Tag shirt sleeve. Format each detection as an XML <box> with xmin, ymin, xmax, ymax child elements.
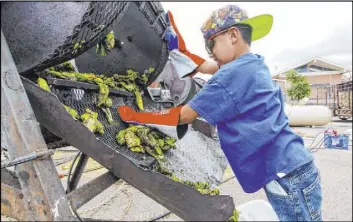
<box><xmin>188</xmin><ymin>80</ymin><xmax>239</xmax><ymax>125</ymax></box>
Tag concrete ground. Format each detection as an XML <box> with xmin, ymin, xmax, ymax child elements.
<box><xmin>2</xmin><ymin>118</ymin><xmax>352</xmax><ymax>221</ymax></box>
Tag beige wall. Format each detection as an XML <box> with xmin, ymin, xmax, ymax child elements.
<box><xmin>273</xmin><ymin>79</ymin><xmax>287</xmax><ymax>100</ymax></box>
<box><xmin>306</xmin><ymin>75</ymin><xmax>342</xmax><ymax>100</ymax></box>
<box><xmin>305</xmin><ymin>75</ymin><xmax>342</xmax><ymax>85</ymax></box>
<box><xmin>276</xmin><ymin>74</ymin><xmax>342</xmax><ymax>85</ymax></box>
<box><xmin>274</xmin><ymin>74</ymin><xmax>343</xmax><ymax>102</ymax></box>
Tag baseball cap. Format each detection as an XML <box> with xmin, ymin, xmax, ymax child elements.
<box><xmin>201</xmin><ymin>4</ymin><xmax>273</xmax><ymax>41</ymax></box>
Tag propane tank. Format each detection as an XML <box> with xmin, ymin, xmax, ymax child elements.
<box><xmin>285</xmin><ymin>104</ymin><xmax>332</xmax><ymax>127</ymax></box>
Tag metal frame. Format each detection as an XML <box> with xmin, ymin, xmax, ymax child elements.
<box><xmin>1</xmin><ymin>30</ymin><xmax>75</xmax><ymax>221</ymax></box>
<box><xmin>2</xmin><ymin>27</ymin><xmax>235</xmax><ymax>221</ymax></box>
<box><xmin>1</xmin><ymin>149</ymin><xmax>55</xmax><ymax>169</ymax></box>
<box><xmin>21</xmin><ymin>72</ymin><xmax>235</xmax><ymax>221</ymax></box>
<box><xmin>335</xmin><ymin>81</ymin><xmax>352</xmax><ymax>119</ymax></box>
<box><xmin>1</xmin><ymin>30</ymin><xmax>121</xmax><ymax>221</ymax></box>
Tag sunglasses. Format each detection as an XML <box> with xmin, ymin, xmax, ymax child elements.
<box><xmin>205</xmin><ymin>39</ymin><xmax>215</xmax><ymax>55</ymax></box>
<box><xmin>205</xmin><ymin>30</ymin><xmax>227</xmax><ymax>55</ymax></box>
<box><xmin>205</xmin><ymin>24</ymin><xmax>251</xmax><ymax>54</ymax></box>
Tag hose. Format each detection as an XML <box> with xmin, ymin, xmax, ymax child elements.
<box><xmin>148</xmin><ymin>212</ymin><xmax>171</xmax><ymax>222</ymax></box>
<box><xmin>66</xmin><ymin>151</ymin><xmax>84</xmax><ymax>222</ymax></box>
<box><xmin>306</xmin><ymin>122</ymin><xmax>340</xmax><ymax>153</ymax></box>
<box><xmin>307</xmin><ymin>132</ymin><xmax>325</xmax><ymax>152</ymax></box>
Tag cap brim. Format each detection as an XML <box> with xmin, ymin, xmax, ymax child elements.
<box><xmin>239</xmin><ymin>14</ymin><xmax>273</xmax><ymax>41</ymax></box>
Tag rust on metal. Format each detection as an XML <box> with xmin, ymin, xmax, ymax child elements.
<box><xmin>1</xmin><ymin>149</ymin><xmax>55</xmax><ymax>168</ymax></box>
<box><xmin>1</xmin><ymin>31</ymin><xmax>77</xmax><ymax>221</ymax></box>
<box><xmin>21</xmin><ymin>75</ymin><xmax>235</xmax><ymax>221</ymax></box>
<box><xmin>1</xmin><ymin>169</ymin><xmax>21</xmax><ymax>189</ymax></box>
<box><xmin>1</xmin><ymin>183</ymin><xmax>28</xmax><ymax>221</ymax></box>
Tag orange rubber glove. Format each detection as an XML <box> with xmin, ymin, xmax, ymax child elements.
<box><xmin>118</xmin><ymin>105</ymin><xmax>182</xmax><ymax>126</ymax></box>
<box><xmin>165</xmin><ymin>11</ymin><xmax>205</xmax><ymax>66</ymax></box>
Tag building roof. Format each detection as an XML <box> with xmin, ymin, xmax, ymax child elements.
<box><xmin>272</xmin><ymin>57</ymin><xmax>348</xmax><ymax>78</ymax></box>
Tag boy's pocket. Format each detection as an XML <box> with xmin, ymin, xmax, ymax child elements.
<box><xmin>265</xmin><ymin>180</ymin><xmax>289</xmax><ymax>197</ymax></box>
<box><xmin>302</xmin><ymin>173</ymin><xmax>322</xmax><ymax>221</ymax></box>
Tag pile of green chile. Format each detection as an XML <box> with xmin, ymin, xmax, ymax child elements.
<box><xmin>35</xmin><ymin>32</ymin><xmax>244</xmax><ymax>213</ymax></box>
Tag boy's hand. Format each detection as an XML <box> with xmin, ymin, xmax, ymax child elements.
<box><xmin>164</xmin><ymin>11</ymin><xmax>206</xmax><ymax>79</ymax></box>
<box><xmin>117</xmin><ymin>106</ymin><xmax>137</xmax><ymax>124</ymax></box>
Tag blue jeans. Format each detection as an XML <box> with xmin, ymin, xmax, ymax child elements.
<box><xmin>264</xmin><ymin>161</ymin><xmax>323</xmax><ymax>221</ymax></box>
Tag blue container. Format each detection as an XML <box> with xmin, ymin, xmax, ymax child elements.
<box><xmin>324</xmin><ymin>134</ymin><xmax>349</xmax><ymax>150</ymax></box>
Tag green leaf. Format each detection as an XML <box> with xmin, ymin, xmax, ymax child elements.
<box><xmin>285</xmin><ymin>69</ymin><xmax>311</xmax><ymax>101</ymax></box>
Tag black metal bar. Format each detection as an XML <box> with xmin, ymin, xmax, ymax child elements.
<box><xmin>151</xmin><ymin>12</ymin><xmax>163</xmax><ymax>27</ymax></box>
<box><xmin>349</xmin><ymin>84</ymin><xmax>351</xmax><ymax>110</ymax></box>
<box><xmin>67</xmin><ymin>171</ymin><xmax>119</xmax><ymax>210</ymax></box>
<box><xmin>326</xmin><ymin>91</ymin><xmax>328</xmax><ymax>106</ymax></box>
<box><xmin>22</xmin><ymin>75</ymin><xmax>235</xmax><ymax>221</ymax></box>
<box><xmin>1</xmin><ymin>31</ymin><xmax>77</xmax><ymax>221</ymax></box>
<box><xmin>68</xmin><ymin>153</ymin><xmax>89</xmax><ymax>192</ymax></box>
<box><xmin>149</xmin><ymin>2</ymin><xmax>161</xmax><ymax>14</ymax></box>
<box><xmin>317</xmin><ymin>90</ymin><xmax>320</xmax><ymax>106</ymax></box>
<box><xmin>46</xmin><ymin>77</ymin><xmax>134</xmax><ymax>97</ymax></box>
<box><xmin>161</xmin><ymin>26</ymin><xmax>169</xmax><ymax>40</ymax></box>
<box><xmin>333</xmin><ymin>85</ymin><xmax>337</xmax><ymax>115</ymax></box>
<box><xmin>1</xmin><ymin>149</ymin><xmax>55</xmax><ymax>168</ymax></box>
<box><xmin>337</xmin><ymin>85</ymin><xmax>340</xmax><ymax>110</ymax></box>
<box><xmin>138</xmin><ymin>1</ymin><xmax>146</xmax><ymax>10</ymax></box>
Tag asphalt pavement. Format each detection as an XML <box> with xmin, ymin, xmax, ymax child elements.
<box><xmin>1</xmin><ymin>118</ymin><xmax>352</xmax><ymax>221</ymax></box>
<box><xmin>77</xmin><ymin>118</ymin><xmax>352</xmax><ymax>221</ymax></box>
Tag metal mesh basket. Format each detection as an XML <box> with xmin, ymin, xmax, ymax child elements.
<box><xmin>35</xmin><ymin>2</ymin><xmax>131</xmax><ymax>73</ymax></box>
<box><xmin>50</xmin><ymin>84</ymin><xmax>159</xmax><ymax>169</ymax></box>
<box><xmin>2</xmin><ymin>2</ymin><xmax>169</xmax><ymax>84</ymax></box>
<box><xmin>74</xmin><ymin>2</ymin><xmax>169</xmax><ymax>85</ymax></box>
<box><xmin>20</xmin><ymin>76</ymin><xmax>235</xmax><ymax>222</ymax></box>
<box><xmin>1</xmin><ymin>2</ymin><xmax>131</xmax><ymax>75</ymax></box>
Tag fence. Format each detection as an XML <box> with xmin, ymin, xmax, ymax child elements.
<box><xmin>307</xmin><ymin>83</ymin><xmax>336</xmax><ymax>109</ymax></box>
<box><xmin>335</xmin><ymin>81</ymin><xmax>352</xmax><ymax>117</ymax></box>
<box><xmin>277</xmin><ymin>80</ymin><xmax>352</xmax><ymax>116</ymax></box>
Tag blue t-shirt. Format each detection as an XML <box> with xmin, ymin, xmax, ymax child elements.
<box><xmin>188</xmin><ymin>53</ymin><xmax>313</xmax><ymax>193</ymax></box>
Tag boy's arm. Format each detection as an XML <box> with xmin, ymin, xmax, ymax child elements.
<box><xmin>178</xmin><ymin>104</ymin><xmax>199</xmax><ymax>125</ymax></box>
<box><xmin>185</xmin><ymin>61</ymin><xmax>219</xmax><ymax>78</ymax></box>
<box><xmin>117</xmin><ymin>104</ymin><xmax>198</xmax><ymax>127</ymax></box>
<box><xmin>118</xmin><ymin>79</ymin><xmax>238</xmax><ymax>127</ymax></box>
<box><xmin>165</xmin><ymin>11</ymin><xmax>219</xmax><ymax>78</ymax></box>
<box><xmin>196</xmin><ymin>60</ymin><xmax>219</xmax><ymax>75</ymax></box>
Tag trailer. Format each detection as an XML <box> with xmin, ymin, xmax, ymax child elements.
<box><xmin>1</xmin><ymin>2</ymin><xmax>279</xmax><ymax>221</ymax></box>
<box><xmin>334</xmin><ymin>81</ymin><xmax>352</xmax><ymax>120</ymax></box>
<box><xmin>1</xmin><ymin>2</ymin><xmax>234</xmax><ymax>221</ymax></box>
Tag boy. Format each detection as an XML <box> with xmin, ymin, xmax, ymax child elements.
<box><xmin>118</xmin><ymin>4</ymin><xmax>322</xmax><ymax>221</ymax></box>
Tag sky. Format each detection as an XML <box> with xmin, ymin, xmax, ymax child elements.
<box><xmin>161</xmin><ymin>2</ymin><xmax>352</xmax><ymax>75</ymax></box>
